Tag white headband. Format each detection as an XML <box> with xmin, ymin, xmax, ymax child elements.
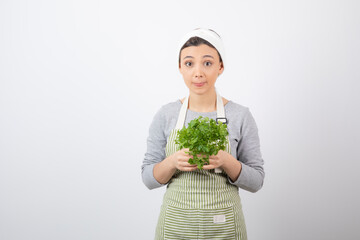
<box><xmin>177</xmin><ymin>28</ymin><xmax>226</xmax><ymax>69</ymax></box>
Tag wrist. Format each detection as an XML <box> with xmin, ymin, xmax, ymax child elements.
<box><xmin>166</xmin><ymin>154</ymin><xmax>177</xmax><ymax>171</ymax></box>
<box><xmin>221</xmin><ymin>152</ymin><xmax>236</xmax><ymax>170</ymax></box>
<box><xmin>222</xmin><ymin>154</ymin><xmax>242</xmax><ymax>182</ymax></box>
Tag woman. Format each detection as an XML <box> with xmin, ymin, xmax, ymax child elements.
<box><xmin>141</xmin><ymin>28</ymin><xmax>265</xmax><ymax>240</ymax></box>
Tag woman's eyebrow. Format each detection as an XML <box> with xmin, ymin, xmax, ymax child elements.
<box><xmin>202</xmin><ymin>55</ymin><xmax>214</xmax><ymax>59</ymax></box>
<box><xmin>183</xmin><ymin>55</ymin><xmax>214</xmax><ymax>60</ymax></box>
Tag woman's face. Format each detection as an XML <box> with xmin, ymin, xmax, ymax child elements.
<box><xmin>179</xmin><ymin>44</ymin><xmax>224</xmax><ymax>96</ymax></box>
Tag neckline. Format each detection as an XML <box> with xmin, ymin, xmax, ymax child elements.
<box><xmin>177</xmin><ymin>99</ymin><xmax>231</xmax><ymax>114</ymax></box>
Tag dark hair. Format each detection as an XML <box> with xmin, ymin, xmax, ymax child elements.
<box><xmin>178</xmin><ymin>34</ymin><xmax>223</xmax><ymax>66</ymax></box>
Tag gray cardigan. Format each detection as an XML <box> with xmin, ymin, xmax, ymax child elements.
<box><xmin>141</xmin><ymin>99</ymin><xmax>265</xmax><ymax>193</ymax></box>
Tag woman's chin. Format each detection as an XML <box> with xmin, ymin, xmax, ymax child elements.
<box><xmin>190</xmin><ymin>88</ymin><xmax>209</xmax><ymax>95</ymax></box>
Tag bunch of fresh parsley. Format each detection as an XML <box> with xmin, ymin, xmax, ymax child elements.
<box><xmin>175</xmin><ymin>116</ymin><xmax>229</xmax><ymax>169</ymax></box>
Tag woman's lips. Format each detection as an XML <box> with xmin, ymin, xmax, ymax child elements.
<box><xmin>193</xmin><ymin>82</ymin><xmax>205</xmax><ymax>87</ymax></box>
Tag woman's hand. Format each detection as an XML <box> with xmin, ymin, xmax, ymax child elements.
<box><xmin>202</xmin><ymin>150</ymin><xmax>230</xmax><ymax>170</ymax></box>
<box><xmin>202</xmin><ymin>150</ymin><xmax>242</xmax><ymax>182</ymax></box>
<box><xmin>171</xmin><ymin>148</ymin><xmax>198</xmax><ymax>171</ymax></box>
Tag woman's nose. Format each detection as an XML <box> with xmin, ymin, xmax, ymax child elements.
<box><xmin>194</xmin><ymin>64</ymin><xmax>204</xmax><ymax>78</ymax></box>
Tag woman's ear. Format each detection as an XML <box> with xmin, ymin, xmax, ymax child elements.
<box><xmin>218</xmin><ymin>62</ymin><xmax>224</xmax><ymax>75</ymax></box>
<box><xmin>179</xmin><ymin>63</ymin><xmax>183</xmax><ymax>75</ymax></box>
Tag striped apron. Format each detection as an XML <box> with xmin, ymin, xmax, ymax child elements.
<box><xmin>155</xmin><ymin>90</ymin><xmax>247</xmax><ymax>240</ymax></box>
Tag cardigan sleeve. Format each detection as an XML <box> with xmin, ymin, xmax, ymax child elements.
<box><xmin>227</xmin><ymin>108</ymin><xmax>265</xmax><ymax>192</ymax></box>
<box><xmin>141</xmin><ymin>107</ymin><xmax>168</xmax><ymax>190</ymax></box>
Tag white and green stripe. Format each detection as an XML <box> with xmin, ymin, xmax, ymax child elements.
<box><xmin>155</xmin><ymin>129</ymin><xmax>247</xmax><ymax>240</ymax></box>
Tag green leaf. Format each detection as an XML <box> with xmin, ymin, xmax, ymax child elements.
<box><xmin>175</xmin><ymin>116</ymin><xmax>229</xmax><ymax>169</ymax></box>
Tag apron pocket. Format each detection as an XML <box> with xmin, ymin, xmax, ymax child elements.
<box><xmin>199</xmin><ymin>206</ymin><xmax>236</xmax><ymax>240</ymax></box>
<box><xmin>163</xmin><ymin>205</ymin><xmax>200</xmax><ymax>239</ymax></box>
<box><xmin>163</xmin><ymin>205</ymin><xmax>237</xmax><ymax>240</ymax></box>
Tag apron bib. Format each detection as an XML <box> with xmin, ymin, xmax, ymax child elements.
<box><xmin>155</xmin><ymin>90</ymin><xmax>247</xmax><ymax>240</ymax></box>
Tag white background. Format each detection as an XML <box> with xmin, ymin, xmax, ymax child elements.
<box><xmin>1</xmin><ymin>0</ymin><xmax>359</xmax><ymax>239</ymax></box>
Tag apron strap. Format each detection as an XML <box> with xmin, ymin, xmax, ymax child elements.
<box><xmin>175</xmin><ymin>95</ymin><xmax>189</xmax><ymax>130</ymax></box>
<box><xmin>215</xmin><ymin>88</ymin><xmax>227</xmax><ymax>124</ymax></box>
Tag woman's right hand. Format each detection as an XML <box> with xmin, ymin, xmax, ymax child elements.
<box><xmin>171</xmin><ymin>148</ymin><xmax>198</xmax><ymax>171</ymax></box>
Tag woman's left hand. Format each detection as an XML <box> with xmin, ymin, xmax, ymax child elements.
<box><xmin>202</xmin><ymin>150</ymin><xmax>230</xmax><ymax>170</ymax></box>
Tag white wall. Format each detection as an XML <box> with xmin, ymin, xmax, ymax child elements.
<box><xmin>1</xmin><ymin>0</ymin><xmax>359</xmax><ymax>239</ymax></box>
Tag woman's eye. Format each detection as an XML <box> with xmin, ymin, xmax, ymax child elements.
<box><xmin>185</xmin><ymin>62</ymin><xmax>192</xmax><ymax>67</ymax></box>
<box><xmin>205</xmin><ymin>61</ymin><xmax>212</xmax><ymax>66</ymax></box>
